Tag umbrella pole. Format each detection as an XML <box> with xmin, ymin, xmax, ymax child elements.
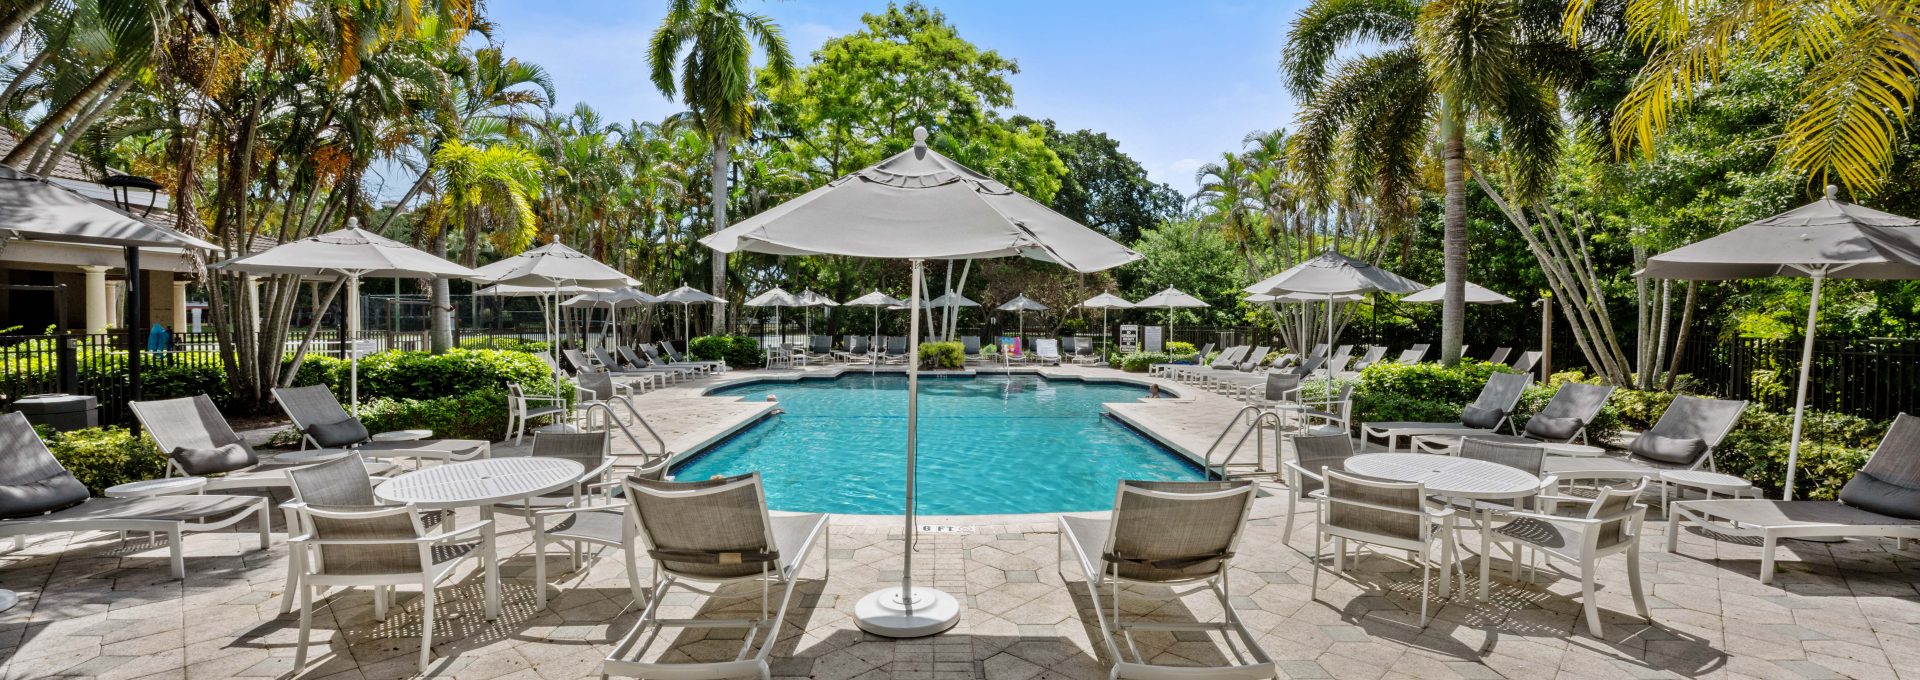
<box><xmin>855</xmin><ymin>258</ymin><xmax>960</xmax><ymax>637</ymax></box>
<box><xmin>1326</xmin><ymin>294</ymin><xmax>1336</xmax><ymax>395</ymax></box>
<box><xmin>1783</xmin><ymin>268</ymin><xmax>1827</xmax><ymax>501</ymax></box>
<box><xmin>349</xmin><ymin>272</ymin><xmax>361</xmax><ymax>417</ymax></box>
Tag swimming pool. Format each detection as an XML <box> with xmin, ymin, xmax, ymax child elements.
<box><xmin>675</xmin><ymin>374</ymin><xmax>1205</xmax><ymax>515</ymax></box>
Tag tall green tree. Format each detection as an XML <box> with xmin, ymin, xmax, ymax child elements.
<box><xmin>1284</xmin><ymin>0</ymin><xmax>1579</xmax><ymax>366</ymax></box>
<box><xmin>648</xmin><ymin>0</ymin><xmax>795</xmax><ymax>329</ymax></box>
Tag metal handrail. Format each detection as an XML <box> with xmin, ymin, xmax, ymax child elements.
<box><xmin>578</xmin><ymin>398</ymin><xmax>668</xmax><ymax>464</ymax></box>
<box><xmin>1202</xmin><ymin>405</ymin><xmax>1285</xmax><ymax>479</ymax></box>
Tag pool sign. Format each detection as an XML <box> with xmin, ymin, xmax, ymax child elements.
<box><xmin>918</xmin><ymin>524</ymin><xmax>976</xmax><ymax>534</ymax></box>
<box><xmin>1144</xmin><ymin>326</ymin><xmax>1164</xmax><ymax>353</ymax></box>
<box><xmin>1119</xmin><ymin>325</ymin><xmax>1139</xmax><ymax>353</ymax></box>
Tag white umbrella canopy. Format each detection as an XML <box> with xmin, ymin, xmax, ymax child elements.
<box><xmin>699</xmin><ymin>126</ymin><xmax>1139</xmax><ymax>638</ymax></box>
<box><xmin>1077</xmin><ymin>293</ymin><xmax>1135</xmax><ymax>357</ymax></box>
<box><xmin>842</xmin><ymin>291</ymin><xmax>906</xmax><ymax>354</ymax></box>
<box><xmin>997</xmin><ymin>294</ymin><xmax>1048</xmax><ymax>339</ymax></box>
<box><xmin>1135</xmin><ymin>287</ymin><xmax>1210</xmax><ymax>347</ymax></box>
<box><xmin>795</xmin><ymin>289</ymin><xmax>839</xmax><ymax>337</ymax></box>
<box><xmin>657</xmin><ymin>285</ymin><xmax>726</xmax><ymax>344</ymax></box>
<box><xmin>562</xmin><ymin>288</ymin><xmax>656</xmax><ymax>348</ymax></box>
<box><xmin>1646</xmin><ymin>186</ymin><xmax>1920</xmax><ymax>500</ymax></box>
<box><xmin>0</xmin><ymin>165</ymin><xmax>220</xmax><ymax>251</ymax></box>
<box><xmin>745</xmin><ymin>287</ymin><xmax>803</xmax><ymax>347</ymax></box>
<box><xmin>475</xmin><ymin>283</ymin><xmax>601</xmax><ymax>297</ymax></box>
<box><xmin>1402</xmin><ymin>282</ymin><xmax>1516</xmax><ymax>304</ymax></box>
<box><xmin>470</xmin><ymin>240</ymin><xmax>634</xmax><ymax>289</ymax></box>
<box><xmin>1248</xmin><ymin>250</ymin><xmax>1425</xmax><ymax>393</ymax></box>
<box><xmin>213</xmin><ymin>220</ymin><xmax>478</xmax><ymax>413</ymax></box>
<box><xmin>1248</xmin><ymin>292</ymin><xmax>1364</xmax><ymax>304</ymax></box>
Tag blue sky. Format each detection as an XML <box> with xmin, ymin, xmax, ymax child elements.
<box><xmin>478</xmin><ymin>0</ymin><xmax>1310</xmax><ymax>196</ymax></box>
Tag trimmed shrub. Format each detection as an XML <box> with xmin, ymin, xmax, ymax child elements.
<box><xmin>458</xmin><ymin>336</ymin><xmax>552</xmax><ymax>354</ymax></box>
<box><xmin>352</xmin><ymin>389</ymin><xmax>516</xmax><ymax>442</ymax></box>
<box><xmin>35</xmin><ymin>425</ymin><xmax>168</xmax><ymax>495</ymax></box>
<box><xmin>1349</xmin><ymin>360</ymin><xmax>1513</xmax><ymax>426</ymax></box>
<box><xmin>291</xmin><ymin>349</ymin><xmax>553</xmax><ymax>401</ymax></box>
<box><xmin>688</xmin><ymin>335</ymin><xmax>766</xmax><ymax>368</ymax></box>
<box><xmin>1166</xmin><ymin>341</ymin><xmax>1196</xmax><ymax>355</ymax></box>
<box><xmin>1717</xmin><ymin>407</ymin><xmax>1882</xmax><ymax>500</ymax></box>
<box><xmin>919</xmin><ymin>341</ymin><xmax>964</xmax><ymax>369</ymax></box>
<box><xmin>1118</xmin><ymin>352</ymin><xmax>1168</xmax><ymax>372</ymax></box>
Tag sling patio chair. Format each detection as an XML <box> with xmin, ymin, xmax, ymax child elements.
<box><xmin>657</xmin><ymin>342</ymin><xmax>729</xmax><ymax>373</ymax></box>
<box><xmin>1360</xmin><ymin>372</ymin><xmax>1531</xmax><ymax>451</ymax></box>
<box><xmin>1268</xmin><ymin>383</ymin><xmax>1356</xmax><ymax>437</ymax></box>
<box><xmin>1058</xmin><ymin>479</ymin><xmax>1274</xmax><ymax>680</ymax></box>
<box><xmin>962</xmin><ymin>336</ymin><xmax>987</xmax><ymax>364</ymax></box>
<box><xmin>0</xmin><ymin>412</ymin><xmax>270</xmax><ymax>580</ymax></box>
<box><xmin>1281</xmin><ymin>432</ymin><xmax>1357</xmax><ymax>545</ymax></box>
<box><xmin>1416</xmin><ymin>383</ymin><xmax>1617</xmax><ymax>453</ymax></box>
<box><xmin>605</xmin><ymin>347</ymin><xmax>674</xmax><ymax>389</ymax></box>
<box><xmin>1485</xmin><ymin>347</ymin><xmax>1513</xmax><ymax>366</ymax></box>
<box><xmin>600</xmin><ymin>346</ymin><xmax>691</xmax><ymax>383</ymax></box>
<box><xmin>1544</xmin><ymin>396</ymin><xmax>1747</xmax><ymax>488</ymax></box>
<box><xmin>133</xmin><ymin>393</ymin><xmax>395</xmax><ymax>493</ymax></box>
<box><xmin>1667</xmin><ymin>412</ymin><xmax>1920</xmax><ymax>584</ymax></box>
<box><xmin>1342</xmin><ymin>346</ymin><xmax>1388</xmax><ymax>376</ymax></box>
<box><xmin>1312</xmin><ymin>469</ymin><xmax>1459</xmax><ymax>627</ymax></box>
<box><xmin>634</xmin><ymin>344</ymin><xmax>711</xmax><ymax>378</ymax></box>
<box><xmin>1034</xmin><ymin>338</ymin><xmax>1064</xmax><ymax>366</ymax></box>
<box><xmin>1322</xmin><ymin>344</ymin><xmax>1356</xmax><ymax>377</ymax></box>
<box><xmin>882</xmin><ymin>336</ymin><xmax>911</xmax><ymax>364</ymax></box>
<box><xmin>1510</xmin><ymin>350</ymin><xmax>1543</xmax><ymax>377</ymax></box>
<box><xmin>1072</xmin><ymin>336</ymin><xmax>1100</xmax><ymax>364</ymax></box>
<box><xmin>507</xmin><ymin>382</ymin><xmax>571</xmax><ymax>445</ymax></box>
<box><xmin>277</xmin><ymin>451</ymin><xmax>447</xmax><ymax>615</ymax></box>
<box><xmin>527</xmin><ymin>442</ymin><xmax>672</xmax><ymax>611</ymax></box>
<box><xmin>284</xmin><ymin>453</ymin><xmax>501</xmax><ymax>673</ymax></box>
<box><xmin>1196</xmin><ymin>345</ymin><xmax>1271</xmax><ymax>392</ymax></box>
<box><xmin>604</xmin><ymin>473</ymin><xmax>829</xmax><ymax>679</ymax></box>
<box><xmin>273</xmin><ymin>385</ymin><xmax>490</xmax><ymax>463</ymax></box>
<box><xmin>1396</xmin><ymin>345</ymin><xmax>1430</xmax><ymax>365</ymax></box>
<box><xmin>1490</xmin><ymin>479</ymin><xmax>1651</xmax><ymax>636</ymax></box>
<box><xmin>839</xmin><ymin>335</ymin><xmax>874</xmax><ymax>364</ymax></box>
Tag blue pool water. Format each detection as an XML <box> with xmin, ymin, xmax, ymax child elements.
<box><xmin>674</xmin><ymin>374</ymin><xmax>1205</xmax><ymax>515</ymax></box>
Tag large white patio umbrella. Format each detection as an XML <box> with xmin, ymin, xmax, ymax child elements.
<box><xmin>1077</xmin><ymin>292</ymin><xmax>1135</xmax><ymax>357</ymax></box>
<box><xmin>213</xmin><ymin>219</ymin><xmax>476</xmax><ymax>414</ymax></box>
<box><xmin>996</xmin><ymin>294</ymin><xmax>1048</xmax><ymax>339</ymax></box>
<box><xmin>471</xmin><ymin>241</ymin><xmax>631</xmax><ymax>397</ymax></box>
<box><xmin>843</xmin><ymin>291</ymin><xmax>905</xmax><ymax>355</ymax></box>
<box><xmin>796</xmin><ymin>288</ymin><xmax>839</xmax><ymax>338</ymax></box>
<box><xmin>744</xmin><ymin>287</ymin><xmax>803</xmax><ymax>348</ymax></box>
<box><xmin>1247</xmin><ymin>250</ymin><xmax>1425</xmax><ymax>392</ymax></box>
<box><xmin>563</xmin><ymin>287</ymin><xmax>656</xmax><ymax>348</ymax></box>
<box><xmin>701</xmin><ymin>127</ymin><xmax>1139</xmax><ymax>637</ymax></box>
<box><xmin>1402</xmin><ymin>281</ymin><xmax>1515</xmax><ymax>304</ymax></box>
<box><xmin>1135</xmin><ymin>287</ymin><xmax>1209</xmax><ymax>349</ymax></box>
<box><xmin>1645</xmin><ymin>186</ymin><xmax>1920</xmax><ymax>500</ymax></box>
<box><xmin>657</xmin><ymin>284</ymin><xmax>726</xmax><ymax>345</ymax></box>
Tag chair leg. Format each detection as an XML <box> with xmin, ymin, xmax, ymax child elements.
<box><xmin>535</xmin><ymin>524</ymin><xmax>549</xmax><ymax>610</ymax></box>
<box><xmin>256</xmin><ymin>503</ymin><xmax>271</xmax><ymax>550</ymax></box>
<box><xmin>1282</xmin><ymin>494</ymin><xmax>1297</xmax><ymax>545</ymax></box>
<box><xmin>1627</xmin><ymin>546</ymin><xmax>1650</xmax><ymax>622</ymax></box>
<box><xmin>294</xmin><ymin>582</ymin><xmax>314</xmax><ymax>672</ymax></box>
<box><xmin>1759</xmin><ymin>534</ymin><xmax>1779</xmax><ymax>585</ymax></box>
<box><xmin>419</xmin><ymin>581</ymin><xmax>436</xmax><ymax>673</ymax></box>
<box><xmin>168</xmin><ymin>527</ymin><xmax>185</xmax><ymax>579</ymax></box>
<box><xmin>484</xmin><ymin>527</ymin><xmax>501</xmax><ymax>620</ymax></box>
<box><xmin>1579</xmin><ymin>560</ymin><xmax>1602</xmax><ymax>637</ymax></box>
<box><xmin>374</xmin><ymin>585</ymin><xmax>389</xmax><ymax>621</ymax></box>
<box><xmin>1419</xmin><ymin>559</ymin><xmax>1431</xmax><ymax>627</ymax></box>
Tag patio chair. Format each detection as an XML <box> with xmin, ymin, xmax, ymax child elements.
<box><xmin>133</xmin><ymin>393</ymin><xmax>394</xmax><ymax>493</ymax></box>
<box><xmin>1344</xmin><ymin>346</ymin><xmax>1388</xmax><ymax>375</ymax></box>
<box><xmin>637</xmin><ymin>344</ymin><xmax>712</xmax><ymax>377</ymax></box>
<box><xmin>1322</xmin><ymin>345</ymin><xmax>1355</xmax><ymax>376</ymax></box>
<box><xmin>1058</xmin><ymin>480</ymin><xmax>1273</xmax><ymax>680</ymax></box>
<box><xmin>1510</xmin><ymin>350</ymin><xmax>1543</xmax><ymax>377</ymax></box>
<box><xmin>1485</xmin><ymin>347</ymin><xmax>1513</xmax><ymax>365</ymax></box>
<box><xmin>1072</xmin><ymin>336</ymin><xmax>1100</xmax><ymax>364</ymax></box>
<box><xmin>604</xmin><ymin>473</ymin><xmax>829</xmax><ymax>679</ymax></box>
<box><xmin>962</xmin><ymin>336</ymin><xmax>986</xmax><ymax>364</ymax></box>
<box><xmin>1491</xmin><ymin>479</ymin><xmax>1651</xmax><ymax>636</ymax></box>
<box><xmin>489</xmin><ymin>431</ymin><xmax>631</xmax><ymax>609</ymax></box>
<box><xmin>1269</xmin><ymin>383</ymin><xmax>1355</xmax><ymax>436</ymax></box>
<box><xmin>1307</xmin><ymin>343</ymin><xmax>1329</xmax><ymax>359</ymax></box>
<box><xmin>1034</xmin><ymin>338</ymin><xmax>1063</xmax><ymax>366</ymax></box>
<box><xmin>603</xmin><ymin>346</ymin><xmax>691</xmax><ymax>383</ymax></box>
<box><xmin>1281</xmin><ymin>432</ymin><xmax>1356</xmax><ymax>545</ymax></box>
<box><xmin>839</xmin><ymin>335</ymin><xmax>873</xmax><ymax>363</ymax></box>
<box><xmin>1667</xmin><ymin>413</ymin><xmax>1920</xmax><ymax>584</ymax></box>
<box><xmin>273</xmin><ymin>385</ymin><xmax>490</xmax><ymax>463</ymax></box>
<box><xmin>1395</xmin><ymin>346</ymin><xmax>1428</xmax><ymax>365</ymax></box>
<box><xmin>1545</xmin><ymin>396</ymin><xmax>1746</xmax><ymax>486</ymax></box>
<box><xmin>659</xmin><ymin>342</ymin><xmax>729</xmax><ymax>373</ymax></box>
<box><xmin>1359</xmin><ymin>372</ymin><xmax>1531</xmax><ymax>451</ymax></box>
<box><xmin>285</xmin><ymin>483</ymin><xmax>500</xmax><ymax>672</ymax></box>
<box><xmin>1445</xmin><ymin>383</ymin><xmax>1617</xmax><ymax>450</ymax></box>
<box><xmin>507</xmin><ymin>382</ymin><xmax>570</xmax><ymax>445</ymax></box>
<box><xmin>1152</xmin><ymin>343</ymin><xmax>1228</xmax><ymax>379</ymax></box>
<box><xmin>1198</xmin><ymin>345</ymin><xmax>1270</xmax><ymax>392</ymax></box>
<box><xmin>882</xmin><ymin>336</ymin><xmax>910</xmax><ymax>364</ymax></box>
<box><xmin>1311</xmin><ymin>469</ymin><xmax>1458</xmax><ymax>627</ymax></box>
<box><xmin>0</xmin><ymin>412</ymin><xmax>269</xmax><ymax>580</ymax></box>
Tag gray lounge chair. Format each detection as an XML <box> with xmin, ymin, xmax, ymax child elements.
<box><xmin>0</xmin><ymin>413</ymin><xmax>268</xmax><ymax>580</ymax></box>
<box><xmin>1345</xmin><ymin>346</ymin><xmax>1388</xmax><ymax>374</ymax></box>
<box><xmin>1667</xmin><ymin>413</ymin><xmax>1920</xmax><ymax>584</ymax></box>
<box><xmin>1058</xmin><ymin>480</ymin><xmax>1273</xmax><ymax>680</ymax></box>
<box><xmin>1546</xmin><ymin>395</ymin><xmax>1747</xmax><ymax>484</ymax></box>
<box><xmin>1323</xmin><ymin>344</ymin><xmax>1355</xmax><ymax>375</ymax></box>
<box><xmin>605</xmin><ymin>347</ymin><xmax>693</xmax><ymax>382</ymax></box>
<box><xmin>1401</xmin><ymin>343</ymin><xmax>1431</xmax><ymax>364</ymax></box>
<box><xmin>962</xmin><ymin>336</ymin><xmax>986</xmax><ymax>364</ymax></box>
<box><xmin>604</xmin><ymin>473</ymin><xmax>829</xmax><ymax>679</ymax></box>
<box><xmin>1511</xmin><ymin>350</ymin><xmax>1543</xmax><ymax>377</ymax></box>
<box><xmin>134</xmin><ymin>394</ymin><xmax>394</xmax><ymax>492</ymax></box>
<box><xmin>273</xmin><ymin>385</ymin><xmax>490</xmax><ymax>463</ymax></box>
<box><xmin>1485</xmin><ymin>347</ymin><xmax>1513</xmax><ymax>365</ymax></box>
<box><xmin>1071</xmin><ymin>336</ymin><xmax>1100</xmax><ymax>364</ymax></box>
<box><xmin>1449</xmin><ymin>382</ymin><xmax>1617</xmax><ymax>449</ymax></box>
<box><xmin>658</xmin><ymin>342</ymin><xmax>728</xmax><ymax>373</ymax></box>
<box><xmin>839</xmin><ymin>335</ymin><xmax>873</xmax><ymax>363</ymax></box>
<box><xmin>637</xmin><ymin>344</ymin><xmax>711</xmax><ymax>377</ymax></box>
<box><xmin>1359</xmin><ymin>372</ymin><xmax>1531</xmax><ymax>451</ymax></box>
<box><xmin>882</xmin><ymin>336</ymin><xmax>909</xmax><ymax>364</ymax></box>
<box><xmin>1157</xmin><ymin>343</ymin><xmax>1233</xmax><ymax>380</ymax></box>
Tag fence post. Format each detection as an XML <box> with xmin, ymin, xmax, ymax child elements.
<box><xmin>56</xmin><ymin>334</ymin><xmax>78</xmax><ymax>394</ymax></box>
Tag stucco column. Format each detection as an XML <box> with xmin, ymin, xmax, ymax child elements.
<box><xmin>105</xmin><ymin>280</ymin><xmax>123</xmax><ymax>329</ymax></box>
<box><xmin>170</xmin><ymin>280</ymin><xmax>189</xmax><ymax>331</ymax></box>
<box><xmin>346</xmin><ymin>275</ymin><xmax>361</xmax><ymax>337</ymax></box>
<box><xmin>78</xmin><ymin>266</ymin><xmax>111</xmax><ymax>334</ymax></box>
<box><xmin>245</xmin><ymin>276</ymin><xmax>262</xmax><ymax>332</ymax></box>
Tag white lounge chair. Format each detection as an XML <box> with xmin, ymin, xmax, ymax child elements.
<box><xmin>1034</xmin><ymin>338</ymin><xmax>1063</xmax><ymax>366</ymax></box>
<box><xmin>0</xmin><ymin>413</ymin><xmax>270</xmax><ymax>581</ymax></box>
<box><xmin>1357</xmin><ymin>372</ymin><xmax>1530</xmax><ymax>451</ymax></box>
<box><xmin>1058</xmin><ymin>480</ymin><xmax>1275</xmax><ymax>680</ymax></box>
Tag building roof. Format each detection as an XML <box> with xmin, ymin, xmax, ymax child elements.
<box><xmin>0</xmin><ymin>129</ymin><xmax>103</xmax><ymax>182</ymax></box>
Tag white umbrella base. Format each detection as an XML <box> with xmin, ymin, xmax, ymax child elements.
<box><xmin>854</xmin><ymin>586</ymin><xmax>960</xmax><ymax>638</ymax></box>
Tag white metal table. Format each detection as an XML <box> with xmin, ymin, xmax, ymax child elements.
<box><xmin>375</xmin><ymin>457</ymin><xmax>584</xmax><ymax>519</ymax></box>
<box><xmin>1345</xmin><ymin>453</ymin><xmax>1544</xmax><ymax>600</ymax></box>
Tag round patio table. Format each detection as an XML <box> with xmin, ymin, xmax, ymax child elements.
<box><xmin>375</xmin><ymin>457</ymin><xmax>583</xmax><ymax>519</ymax></box>
<box><xmin>1345</xmin><ymin>453</ymin><xmax>1543</xmax><ymax>600</ymax></box>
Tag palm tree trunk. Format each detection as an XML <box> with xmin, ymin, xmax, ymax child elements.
<box><xmin>708</xmin><ymin>132</ymin><xmax>730</xmax><ymax>334</ymax></box>
<box><xmin>0</xmin><ymin>0</ymin><xmax>47</xmax><ymax>52</ymax></box>
<box><xmin>429</xmin><ymin>228</ymin><xmax>454</xmax><ymax>353</ymax></box>
<box><xmin>3</xmin><ymin>61</ymin><xmax>122</xmax><ymax>167</ymax></box>
<box><xmin>0</xmin><ymin>44</ymin><xmax>52</xmax><ymax>117</ymax></box>
<box><xmin>32</xmin><ymin>79</ymin><xmax>130</xmax><ymax>176</ymax></box>
<box><xmin>1439</xmin><ymin>118</ymin><xmax>1468</xmax><ymax>366</ymax></box>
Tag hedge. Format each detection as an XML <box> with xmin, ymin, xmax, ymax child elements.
<box><xmin>688</xmin><ymin>335</ymin><xmax>766</xmax><ymax>368</ymax></box>
<box><xmin>919</xmin><ymin>341</ymin><xmax>964</xmax><ymax>369</ymax></box>
<box><xmin>34</xmin><ymin>424</ymin><xmax>168</xmax><ymax>496</ymax></box>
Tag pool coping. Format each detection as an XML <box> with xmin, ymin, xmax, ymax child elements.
<box><xmin>668</xmin><ymin>366</ymin><xmax>1218</xmax><ymax>528</ymax></box>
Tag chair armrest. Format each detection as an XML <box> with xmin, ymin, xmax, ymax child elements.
<box><xmin>1281</xmin><ymin>461</ymin><xmax>1325</xmax><ymax>483</ymax></box>
<box><xmin>533</xmin><ymin>501</ymin><xmax>630</xmax><ymax>518</ymax></box>
<box><xmin>430</xmin><ymin>519</ymin><xmax>494</xmax><ymax>544</ymax></box>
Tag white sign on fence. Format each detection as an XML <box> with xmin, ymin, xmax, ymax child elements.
<box><xmin>1119</xmin><ymin>325</ymin><xmax>1139</xmax><ymax>353</ymax></box>
<box><xmin>1144</xmin><ymin>326</ymin><xmax>1164</xmax><ymax>353</ymax></box>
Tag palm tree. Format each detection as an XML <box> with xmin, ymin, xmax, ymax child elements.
<box><xmin>1566</xmin><ymin>0</ymin><xmax>1920</xmax><ymax>193</ymax></box>
<box><xmin>648</xmin><ymin>0</ymin><xmax>794</xmax><ymax>331</ymax></box>
<box><xmin>1283</xmin><ymin>0</ymin><xmax>1573</xmax><ymax>366</ymax></box>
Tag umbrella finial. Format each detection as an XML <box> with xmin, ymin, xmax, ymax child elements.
<box><xmin>345</xmin><ymin>216</ymin><xmax>359</xmax><ymax>230</ymax></box>
<box><xmin>912</xmin><ymin>126</ymin><xmax>928</xmax><ymax>148</ymax></box>
<box><xmin>1825</xmin><ymin>185</ymin><xmax>1839</xmax><ymax>201</ymax></box>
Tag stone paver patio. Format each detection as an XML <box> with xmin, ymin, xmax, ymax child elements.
<box><xmin>3</xmin><ymin>366</ymin><xmax>1917</xmax><ymax>680</ymax></box>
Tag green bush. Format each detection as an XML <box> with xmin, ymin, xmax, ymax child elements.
<box><xmin>352</xmin><ymin>389</ymin><xmax>517</xmax><ymax>442</ymax></box>
<box><xmin>688</xmin><ymin>335</ymin><xmax>766</xmax><ymax>368</ymax></box>
<box><xmin>35</xmin><ymin>425</ymin><xmax>167</xmax><ymax>495</ymax></box>
<box><xmin>458</xmin><ymin>336</ymin><xmax>552</xmax><ymax>353</ymax></box>
<box><xmin>1717</xmin><ymin>407</ymin><xmax>1882</xmax><ymax>500</ymax></box>
<box><xmin>1118</xmin><ymin>352</ymin><xmax>1169</xmax><ymax>372</ymax></box>
<box><xmin>1166</xmin><ymin>341</ymin><xmax>1196</xmax><ymax>355</ymax></box>
<box><xmin>292</xmin><ymin>349</ymin><xmax>553</xmax><ymax>401</ymax></box>
<box><xmin>918</xmin><ymin>341</ymin><xmax>964</xmax><ymax>369</ymax></box>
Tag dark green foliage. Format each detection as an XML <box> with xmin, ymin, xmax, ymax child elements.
<box><xmin>352</xmin><ymin>390</ymin><xmax>516</xmax><ymax>442</ymax></box>
<box><xmin>457</xmin><ymin>336</ymin><xmax>552</xmax><ymax>353</ymax></box>
<box><xmin>292</xmin><ymin>349</ymin><xmax>554</xmax><ymax>401</ymax></box>
<box><xmin>35</xmin><ymin>425</ymin><xmax>168</xmax><ymax>496</ymax></box>
<box><xmin>688</xmin><ymin>335</ymin><xmax>766</xmax><ymax>368</ymax></box>
<box><xmin>1716</xmin><ymin>408</ymin><xmax>1884</xmax><ymax>501</ymax></box>
<box><xmin>918</xmin><ymin>341</ymin><xmax>964</xmax><ymax>369</ymax></box>
<box><xmin>1116</xmin><ymin>351</ymin><xmax>1197</xmax><ymax>372</ymax></box>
